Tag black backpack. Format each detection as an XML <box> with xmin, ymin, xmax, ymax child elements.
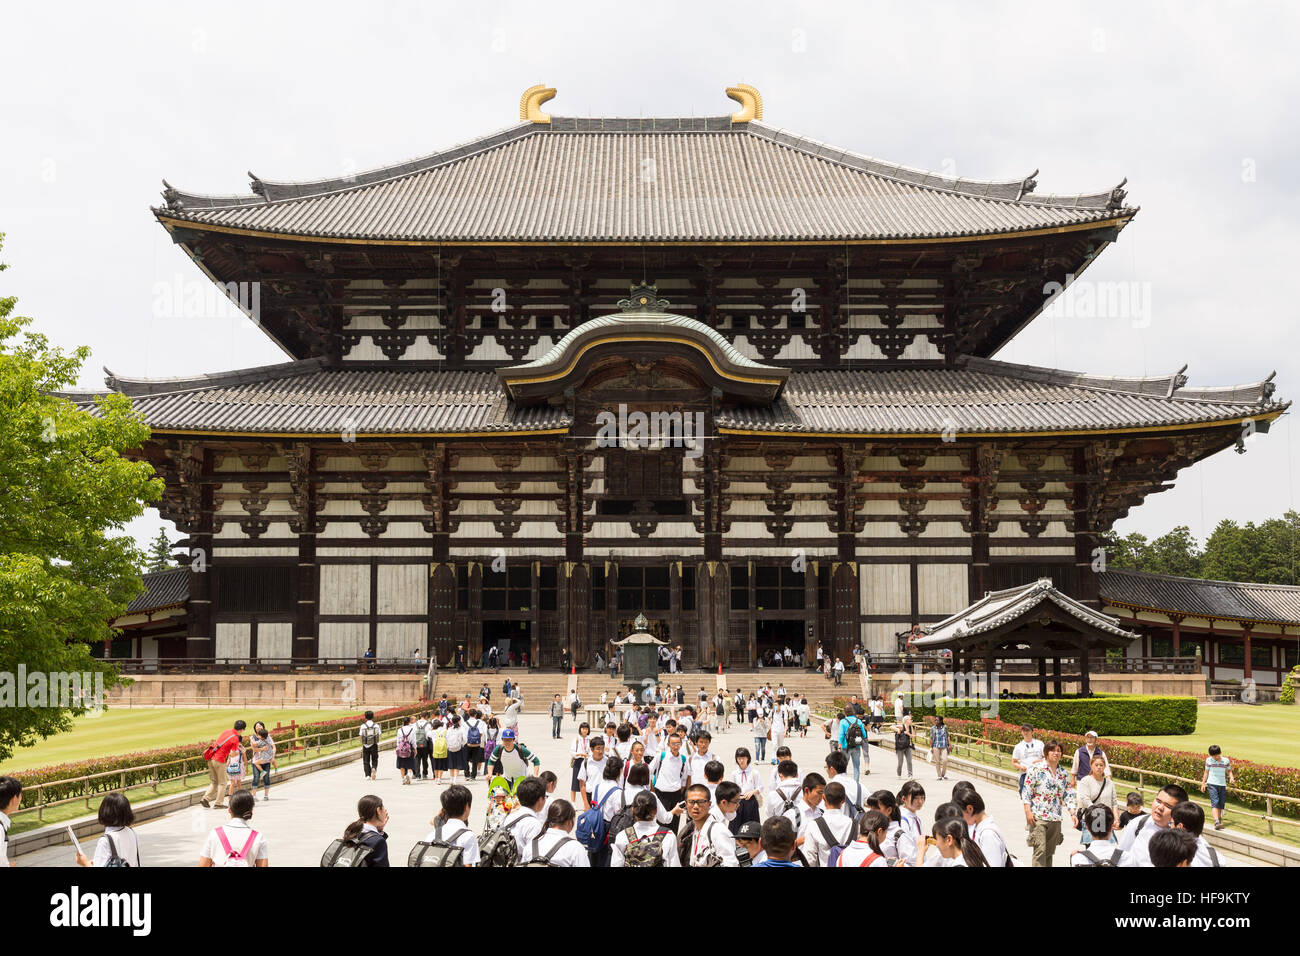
<box><xmin>320</xmin><ymin>837</ymin><xmax>375</xmax><ymax>868</ymax></box>
<box><xmin>523</xmin><ymin>834</ymin><xmax>576</xmax><ymax>867</ymax></box>
<box><xmin>478</xmin><ymin>815</ymin><xmax>527</xmax><ymax>868</ymax></box>
<box><xmin>845</xmin><ymin>719</ymin><xmax>864</xmax><ymax>749</ymax></box>
<box><xmin>1078</xmin><ymin>847</ymin><xmax>1124</xmax><ymax>867</ymax></box>
<box><xmin>102</xmin><ymin>834</ymin><xmax>132</xmax><ymax>868</ymax></box>
<box><xmin>408</xmin><ymin>822</ymin><xmax>466</xmax><ymax>867</ymax></box>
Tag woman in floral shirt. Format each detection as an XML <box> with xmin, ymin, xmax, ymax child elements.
<box><xmin>1021</xmin><ymin>740</ymin><xmax>1077</xmax><ymax>867</ymax></box>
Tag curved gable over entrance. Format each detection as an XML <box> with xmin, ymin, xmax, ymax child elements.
<box><xmin>497</xmin><ymin>287</ymin><xmax>789</xmax><ymax>406</ymax></box>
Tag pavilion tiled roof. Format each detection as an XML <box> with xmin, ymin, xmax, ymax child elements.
<box><xmin>155</xmin><ymin>118</ymin><xmax>1135</xmax><ymax>243</ymax></box>
<box><xmin>125</xmin><ymin>567</ymin><xmax>189</xmax><ymax>614</ymax></box>
<box><xmin>1099</xmin><ymin>569</ymin><xmax>1300</xmax><ymax>626</ymax></box>
<box><xmin>61</xmin><ymin>355</ymin><xmax>1284</xmax><ymax>438</ymax></box>
<box><xmin>913</xmin><ymin>578</ymin><xmax>1136</xmax><ymax>647</ymax></box>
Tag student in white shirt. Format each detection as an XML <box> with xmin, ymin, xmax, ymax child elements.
<box><xmin>803</xmin><ymin>782</ymin><xmax>856</xmax><ymax>867</ymax></box>
<box><xmin>577</xmin><ymin>738</ymin><xmax>609</xmax><ymax>809</ymax></box>
<box><xmin>732</xmin><ymin>748</ymin><xmax>763</xmax><ymax>830</ymax></box>
<box><xmin>959</xmin><ymin>789</ymin><xmax>1010</xmax><ymax>867</ymax></box>
<box><xmin>0</xmin><ymin>776</ymin><xmax>20</xmax><ymax>868</ymax></box>
<box><xmin>767</xmin><ymin>746</ymin><xmax>793</xmax><ymax>790</ymax></box>
<box><xmin>199</xmin><ymin>790</ymin><xmax>269</xmax><ymax>866</ymax></box>
<box><xmin>569</xmin><ymin>721</ymin><xmax>593</xmax><ymax>802</ymax></box>
<box><xmin>895</xmin><ymin>780</ymin><xmax>927</xmax><ymax>865</ymax></box>
<box><xmin>499</xmin><ymin>777</ymin><xmax>547</xmax><ymax>859</ymax></box>
<box><xmin>612</xmin><ymin>790</ymin><xmax>681</xmax><ymax>867</ymax></box>
<box><xmin>917</xmin><ymin>817</ymin><xmax>989</xmax><ymax>867</ymax></box>
<box><xmin>74</xmin><ymin>792</ymin><xmax>141</xmax><ymax>867</ymax></box>
<box><xmin>649</xmin><ymin>733</ymin><xmax>690</xmax><ymax>827</ymax></box>
<box><xmin>834</xmin><ymin>809</ymin><xmax>889</xmax><ymax>867</ymax></box>
<box><xmin>766</xmin><ymin>760</ymin><xmax>803</xmax><ymax>820</ymax></box>
<box><xmin>825</xmin><ymin>751</ymin><xmax>865</xmax><ymax>819</ymax></box>
<box><xmin>523</xmin><ymin>799</ymin><xmax>590</xmax><ymax>867</ymax></box>
<box><xmin>683</xmin><ymin>784</ymin><xmax>740</xmax><ymax>867</ymax></box>
<box><xmin>623</xmin><ymin>764</ymin><xmax>675</xmax><ymax>825</ymax></box>
<box><xmin>786</xmin><ymin>774</ymin><xmax>826</xmax><ymax>850</ymax></box>
<box><xmin>423</xmin><ymin>784</ymin><xmax>481</xmax><ymax>866</ymax></box>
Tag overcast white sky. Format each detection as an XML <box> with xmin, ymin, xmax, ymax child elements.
<box><xmin>1</xmin><ymin>1</ymin><xmax>1296</xmax><ymax>553</ymax></box>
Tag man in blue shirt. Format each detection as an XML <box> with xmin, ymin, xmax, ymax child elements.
<box><xmin>837</xmin><ymin>710</ymin><xmax>870</xmax><ymax>780</ymax></box>
<box><xmin>752</xmin><ymin>817</ymin><xmax>801</xmax><ymax>867</ymax></box>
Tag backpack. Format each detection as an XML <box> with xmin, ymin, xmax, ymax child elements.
<box><xmin>102</xmin><ymin>834</ymin><xmax>131</xmax><ymax>868</ymax></box>
<box><xmin>432</xmin><ymin>731</ymin><xmax>449</xmax><ymax>759</ymax></box>
<box><xmin>576</xmin><ymin>786</ymin><xmax>620</xmax><ymax>852</ymax></box>
<box><xmin>478</xmin><ymin>815</ymin><xmax>528</xmax><ymax>868</ymax></box>
<box><xmin>407</xmin><ymin>822</ymin><xmax>466</xmax><ymax>867</ymax></box>
<box><xmin>622</xmin><ymin>826</ymin><xmax>670</xmax><ymax>867</ymax></box>
<box><xmin>466</xmin><ymin>722</ymin><xmax>482</xmax><ymax>746</ymax></box>
<box><xmin>523</xmin><ymin>834</ymin><xmax>576</xmax><ymax>867</ymax></box>
<box><xmin>1078</xmin><ymin>847</ymin><xmax>1124</xmax><ymax>867</ymax></box>
<box><xmin>215</xmin><ymin>827</ymin><xmax>259</xmax><ymax>867</ymax></box>
<box><xmin>415</xmin><ymin>722</ymin><xmax>429</xmax><ymax>746</ymax></box>
<box><xmin>820</xmin><ymin>816</ymin><xmax>858</xmax><ymax>868</ymax></box>
<box><xmin>320</xmin><ymin>836</ymin><xmax>376</xmax><ymax>867</ymax></box>
<box><xmin>225</xmin><ymin>750</ymin><xmax>243</xmax><ymax>777</ymax></box>
<box><xmin>715</xmin><ymin>700</ymin><xmax>725</xmax><ymax>716</ymax></box>
<box><xmin>395</xmin><ymin>729</ymin><xmax>414</xmax><ymax>759</ymax></box>
<box><xmin>606</xmin><ymin>800</ymin><xmax>638</xmax><ymax>846</ymax></box>
<box><xmin>360</xmin><ymin>723</ymin><xmax>381</xmax><ymax>747</ymax></box>
<box><xmin>845</xmin><ymin>719</ymin><xmax>864</xmax><ymax>749</ymax></box>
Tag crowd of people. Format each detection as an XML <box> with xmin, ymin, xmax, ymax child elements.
<box><xmin>0</xmin><ymin>683</ymin><xmax>1240</xmax><ymax>870</ymax></box>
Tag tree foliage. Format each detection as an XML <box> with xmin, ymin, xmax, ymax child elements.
<box><xmin>1100</xmin><ymin>512</ymin><xmax>1300</xmax><ymax>585</ymax></box>
<box><xmin>0</xmin><ymin>235</ymin><xmax>163</xmax><ymax>761</ymax></box>
<box><xmin>145</xmin><ymin>527</ymin><xmax>176</xmax><ymax>572</ymax></box>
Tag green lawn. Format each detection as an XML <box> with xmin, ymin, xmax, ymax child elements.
<box><xmin>0</xmin><ymin>707</ymin><xmax>362</xmax><ymax>775</ymax></box>
<box><xmin>1111</xmin><ymin>702</ymin><xmax>1300</xmax><ymax>769</ymax></box>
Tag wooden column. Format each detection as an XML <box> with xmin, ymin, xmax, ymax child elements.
<box><xmin>562</xmin><ymin>561</ymin><xmax>590</xmax><ymax>668</ymax></box>
<box><xmin>431</xmin><ymin>563</ymin><xmax>456</xmax><ymax>665</ymax></box>
<box><xmin>1037</xmin><ymin>656</ymin><xmax>1048</xmax><ymax>697</ymax></box>
<box><xmin>831</xmin><ymin>562</ymin><xmax>859</xmax><ymax>664</ymax></box>
<box><xmin>1071</xmin><ymin>447</ymin><xmax>1099</xmax><ymax>607</ymax></box>
<box><xmin>1052</xmin><ymin>656</ymin><xmax>1062</xmax><ymax>696</ymax></box>
<box><xmin>1079</xmin><ymin>640</ymin><xmax>1091</xmax><ymax>697</ymax></box>
<box><xmin>669</xmin><ymin>562</ymin><xmax>681</xmax><ymax>655</ymax></box>
<box><xmin>1243</xmin><ymin>625</ymin><xmax>1254</xmax><ymax>680</ymax></box>
<box><xmin>185</xmin><ymin>447</ymin><xmax>215</xmax><ymax>660</ymax></box>
<box><xmin>803</xmin><ymin>562</ymin><xmax>818</xmax><ymax>666</ymax></box>
<box><xmin>469</xmin><ymin>562</ymin><xmax>483</xmax><ymax>664</ymax></box>
<box><xmin>1170</xmin><ymin>615</ymin><xmax>1183</xmax><ymax>656</ymax></box>
<box><xmin>530</xmin><ymin>561</ymin><xmax>541</xmax><ymax>669</ymax></box>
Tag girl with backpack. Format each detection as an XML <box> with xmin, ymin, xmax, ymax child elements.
<box><xmin>867</xmin><ymin>789</ymin><xmax>903</xmax><ymax>861</ymax></box>
<box><xmin>420</xmin><ymin>784</ymin><xmax>479</xmax><ymax>866</ymax></box>
<box><xmin>445</xmin><ymin>715</ymin><xmax>467</xmax><ymax>785</ymax></box>
<box><xmin>250</xmin><ymin>722</ymin><xmax>275</xmax><ymax>802</ymax></box>
<box><xmin>341</xmin><ymin>794</ymin><xmax>390</xmax><ymax>867</ymax></box>
<box><xmin>584</xmin><ymin>757</ymin><xmax>626</xmax><ymax>867</ymax></box>
<box><xmin>731</xmin><ymin>747</ymin><xmax>762</xmax><ymax>833</ymax></box>
<box><xmin>395</xmin><ymin>717</ymin><xmax>418</xmax><ymax>785</ymax></box>
<box><xmin>74</xmin><ymin>791</ymin><xmax>140</xmax><ymax>867</ymax></box>
<box><xmin>428</xmin><ymin>719</ymin><xmax>449</xmax><ymax>784</ymax></box>
<box><xmin>834</xmin><ymin>809</ymin><xmax>891</xmax><ymax>868</ymax></box>
<box><xmin>199</xmin><ymin>790</ymin><xmax>268</xmax><ymax>867</ymax></box>
<box><xmin>610</xmin><ymin>790</ymin><xmax>680</xmax><ymax>867</ymax></box>
<box><xmin>225</xmin><ymin>735</ymin><xmax>247</xmax><ymax>803</ymax></box>
<box><xmin>569</xmin><ymin>721</ymin><xmax>592</xmax><ymax>802</ymax></box>
<box><xmin>524</xmin><ymin>799</ymin><xmax>589</xmax><ymax>867</ymax></box>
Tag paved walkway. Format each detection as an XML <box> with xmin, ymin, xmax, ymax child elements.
<box><xmin>17</xmin><ymin>709</ymin><xmax>1255</xmax><ymax>866</ymax></box>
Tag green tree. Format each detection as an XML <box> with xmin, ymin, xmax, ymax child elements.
<box><xmin>1201</xmin><ymin>519</ymin><xmax>1254</xmax><ymax>582</ymax></box>
<box><xmin>0</xmin><ymin>236</ymin><xmax>162</xmax><ymax>762</ymax></box>
<box><xmin>145</xmin><ymin>527</ymin><xmax>176</xmax><ymax>572</ymax></box>
<box><xmin>1098</xmin><ymin>530</ymin><xmax>1151</xmax><ymax>570</ymax></box>
<box><xmin>1143</xmin><ymin>525</ymin><xmax>1202</xmax><ymax>577</ymax></box>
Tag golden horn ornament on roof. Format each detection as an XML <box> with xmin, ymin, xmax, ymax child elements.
<box><xmin>726</xmin><ymin>83</ymin><xmax>763</xmax><ymax>123</ymax></box>
<box><xmin>519</xmin><ymin>84</ymin><xmax>556</xmax><ymax>124</ymax></box>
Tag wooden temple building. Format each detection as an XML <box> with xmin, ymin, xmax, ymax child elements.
<box><xmin>79</xmin><ymin>85</ymin><xmax>1289</xmax><ymax>674</ymax></box>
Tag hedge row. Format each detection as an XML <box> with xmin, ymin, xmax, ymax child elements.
<box><xmin>941</xmin><ymin>717</ymin><xmax>1300</xmax><ymax>821</ymax></box>
<box><xmin>15</xmin><ymin>702</ymin><xmax>426</xmax><ymax>809</ymax></box>
<box><xmin>831</xmin><ymin>693</ymin><xmax>1197</xmax><ymax>736</ymax></box>
<box><xmin>1282</xmin><ymin>666</ymin><xmax>1299</xmax><ymax>706</ymax></box>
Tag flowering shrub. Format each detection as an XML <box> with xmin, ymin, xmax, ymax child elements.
<box><xmin>1281</xmin><ymin>666</ymin><xmax>1299</xmax><ymax>706</ymax></box>
<box><xmin>943</xmin><ymin>717</ymin><xmax>1300</xmax><ymax>820</ymax></box>
<box><xmin>14</xmin><ymin>702</ymin><xmax>426</xmax><ymax>810</ymax></box>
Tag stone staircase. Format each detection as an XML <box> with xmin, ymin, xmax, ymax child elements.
<box><xmin>429</xmin><ymin>668</ymin><xmax>851</xmax><ymax>714</ymax></box>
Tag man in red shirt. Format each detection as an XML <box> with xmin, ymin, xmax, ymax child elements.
<box><xmin>201</xmin><ymin>720</ymin><xmax>246</xmax><ymax>809</ymax></box>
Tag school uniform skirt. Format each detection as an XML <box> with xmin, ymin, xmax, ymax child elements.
<box><xmin>448</xmin><ymin>748</ymin><xmax>467</xmax><ymax>771</ymax></box>
<box><xmin>570</xmin><ymin>758</ymin><xmax>583</xmax><ymax>792</ymax></box>
<box><xmin>432</xmin><ymin>753</ymin><xmax>449</xmax><ymax>771</ymax></box>
<box><xmin>396</xmin><ymin>753</ymin><xmax>415</xmax><ymax>771</ymax></box>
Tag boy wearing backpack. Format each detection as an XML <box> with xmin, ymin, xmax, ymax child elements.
<box><xmin>413</xmin><ymin>784</ymin><xmax>479</xmax><ymax>866</ymax></box>
<box><xmin>463</xmin><ymin>709</ymin><xmax>486</xmax><ymax>780</ymax></box>
<box><xmin>804</xmin><ymin>781</ymin><xmax>856</xmax><ymax>867</ymax></box>
<box><xmin>358</xmin><ymin>711</ymin><xmax>381</xmax><ymax>781</ymax></box>
<box><xmin>824</xmin><ymin>751</ymin><xmax>865</xmax><ymax>821</ymax></box>
<box><xmin>199</xmin><ymin>790</ymin><xmax>268</xmax><ymax>867</ymax></box>
<box><xmin>576</xmin><ymin>736</ymin><xmax>609</xmax><ymax>809</ymax></box>
<box><xmin>837</xmin><ymin>709</ymin><xmax>869</xmax><ymax>780</ymax></box>
<box><xmin>414</xmin><ymin>712</ymin><xmax>433</xmax><ymax>780</ymax></box>
<box><xmin>1070</xmin><ymin>805</ymin><xmax>1121</xmax><ymax>866</ymax></box>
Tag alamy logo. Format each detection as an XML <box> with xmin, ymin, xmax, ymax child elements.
<box><xmin>0</xmin><ymin>666</ymin><xmax>104</xmax><ymax>713</ymax></box>
<box><xmin>49</xmin><ymin>887</ymin><xmax>152</xmax><ymax>936</ymax></box>
<box><xmin>594</xmin><ymin>404</ymin><xmax>707</xmax><ymax>459</ymax></box>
